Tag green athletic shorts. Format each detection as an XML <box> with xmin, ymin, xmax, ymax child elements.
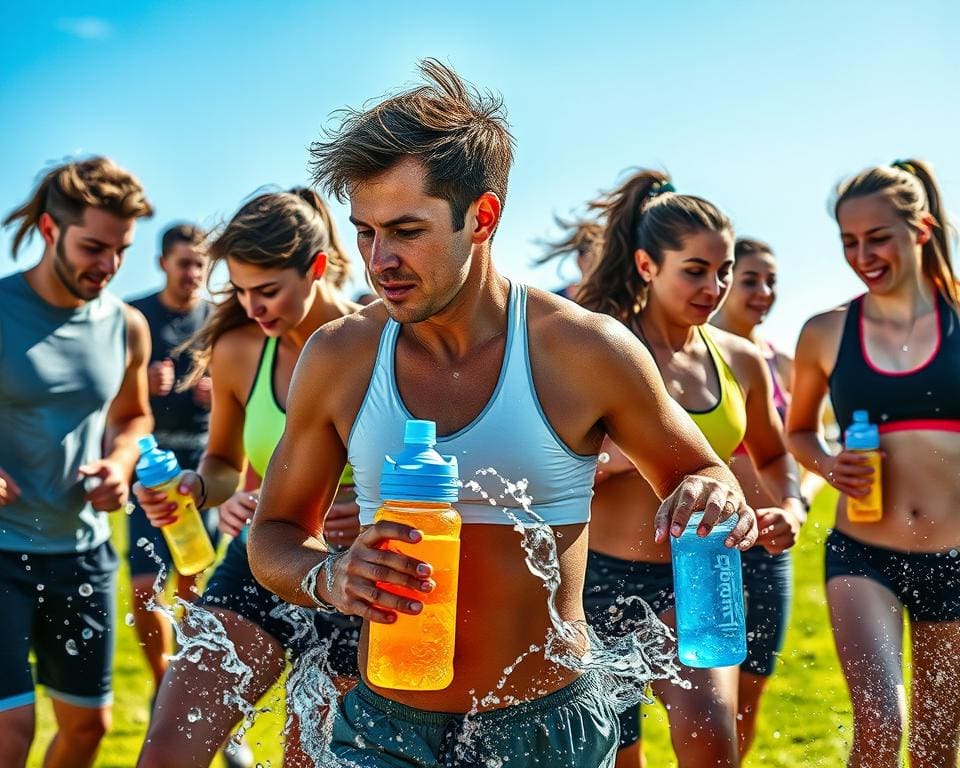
<box><xmin>330</xmin><ymin>671</ymin><xmax>618</xmax><ymax>767</ymax></box>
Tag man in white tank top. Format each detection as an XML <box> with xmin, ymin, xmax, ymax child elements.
<box><xmin>249</xmin><ymin>60</ymin><xmax>757</xmax><ymax>768</ymax></box>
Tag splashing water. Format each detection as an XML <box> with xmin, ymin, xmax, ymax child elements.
<box><xmin>292</xmin><ymin>468</ymin><xmax>686</xmax><ymax>767</ymax></box>
<box><xmin>135</xmin><ymin>537</ymin><xmax>266</xmax><ymax>751</ymax></box>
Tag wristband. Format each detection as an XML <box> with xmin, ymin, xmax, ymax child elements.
<box><xmin>301</xmin><ymin>551</ymin><xmax>347</xmax><ymax>614</ymax></box>
<box><xmin>195</xmin><ymin>474</ymin><xmax>208</xmax><ymax>510</ymax></box>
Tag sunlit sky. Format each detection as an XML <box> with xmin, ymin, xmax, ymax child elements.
<box><xmin>2</xmin><ymin>1</ymin><xmax>957</xmax><ymax>349</ymax></box>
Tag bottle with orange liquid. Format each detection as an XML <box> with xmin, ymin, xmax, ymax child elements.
<box><xmin>366</xmin><ymin>419</ymin><xmax>461</xmax><ymax>691</ymax></box>
<box><xmin>844</xmin><ymin>410</ymin><xmax>883</xmax><ymax>522</ymax></box>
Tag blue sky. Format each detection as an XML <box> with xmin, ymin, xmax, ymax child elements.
<box><xmin>2</xmin><ymin>1</ymin><xmax>957</xmax><ymax>348</ymax></box>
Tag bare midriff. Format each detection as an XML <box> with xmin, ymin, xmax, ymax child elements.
<box><xmin>834</xmin><ymin>429</ymin><xmax>960</xmax><ymax>552</ymax></box>
<box><xmin>588</xmin><ymin>470</ymin><xmax>667</xmax><ymax>563</ymax></box>
<box><xmin>360</xmin><ymin>522</ymin><xmax>589</xmax><ymax>713</ymax></box>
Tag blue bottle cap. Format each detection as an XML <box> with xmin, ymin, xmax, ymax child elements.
<box><xmin>135</xmin><ymin>434</ymin><xmax>182</xmax><ymax>488</ymax></box>
<box><xmin>380</xmin><ymin>420</ymin><xmax>459</xmax><ymax>503</ymax></box>
<box><xmin>681</xmin><ymin>511</ymin><xmax>738</xmax><ymax>535</ymax></box>
<box><xmin>844</xmin><ymin>410</ymin><xmax>879</xmax><ymax>450</ymax></box>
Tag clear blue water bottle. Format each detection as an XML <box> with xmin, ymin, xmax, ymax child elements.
<box><xmin>670</xmin><ymin>512</ymin><xmax>747</xmax><ymax>667</ymax></box>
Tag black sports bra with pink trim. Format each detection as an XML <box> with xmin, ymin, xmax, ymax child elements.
<box><xmin>829</xmin><ymin>292</ymin><xmax>960</xmax><ymax>435</ymax></box>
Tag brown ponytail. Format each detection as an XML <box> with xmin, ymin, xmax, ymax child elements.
<box><xmin>835</xmin><ymin>159</ymin><xmax>958</xmax><ymax>307</ymax></box>
<box><xmin>180</xmin><ymin>189</ymin><xmax>348</xmax><ymax>386</ymax></box>
<box><xmin>580</xmin><ymin>169</ymin><xmax>732</xmax><ymax>324</ymax></box>
<box><xmin>3</xmin><ymin>156</ymin><xmax>153</xmax><ymax>258</ymax></box>
<box><xmin>287</xmin><ymin>186</ymin><xmax>352</xmax><ymax>289</ymax></box>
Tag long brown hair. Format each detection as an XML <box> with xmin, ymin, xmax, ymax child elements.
<box><xmin>3</xmin><ymin>156</ymin><xmax>153</xmax><ymax>258</ymax></box>
<box><xmin>834</xmin><ymin>159</ymin><xmax>958</xmax><ymax>306</ymax></box>
<box><xmin>534</xmin><ymin>216</ymin><xmax>604</xmax><ymax>280</ymax></box>
<box><xmin>580</xmin><ymin>169</ymin><xmax>732</xmax><ymax>324</ymax></box>
<box><xmin>180</xmin><ymin>189</ymin><xmax>349</xmax><ymax>386</ymax></box>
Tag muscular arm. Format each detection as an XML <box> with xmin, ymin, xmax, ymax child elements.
<box><xmin>248</xmin><ymin>334</ymin><xmax>346</xmax><ymax>606</ymax></box>
<box><xmin>104</xmin><ymin>305</ymin><xmax>153</xmax><ymax>475</ymax></box>
<box><xmin>589</xmin><ymin>318</ymin><xmax>756</xmax><ymax>546</ymax></box>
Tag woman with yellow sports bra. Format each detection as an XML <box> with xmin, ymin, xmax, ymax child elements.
<box><xmin>578</xmin><ymin>170</ymin><xmax>805</xmax><ymax>768</ymax></box>
<box><xmin>133</xmin><ymin>188</ymin><xmax>361</xmax><ymax>767</ymax></box>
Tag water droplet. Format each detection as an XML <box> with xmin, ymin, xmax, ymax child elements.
<box><xmin>36</xmin><ymin>583</ymin><xmax>44</xmax><ymax>592</ymax></box>
<box><xmin>81</xmin><ymin>628</ymin><xmax>94</xmax><ymax>640</ymax></box>
<box><xmin>949</xmin><ymin>549</ymin><xmax>958</xmax><ymax>559</ymax></box>
<box><xmin>187</xmin><ymin>707</ymin><xmax>202</xmax><ymax>723</ymax></box>
<box><xmin>78</xmin><ymin>583</ymin><xmax>93</xmax><ymax>597</ymax></box>
<box><xmin>21</xmin><ymin>554</ymin><xmax>28</xmax><ymax>561</ymax></box>
<box><xmin>125</xmin><ymin>613</ymin><xmax>136</xmax><ymax>626</ymax></box>
<box><xmin>65</xmin><ymin>639</ymin><xmax>79</xmax><ymax>656</ymax></box>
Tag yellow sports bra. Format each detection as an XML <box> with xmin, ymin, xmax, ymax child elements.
<box><xmin>684</xmin><ymin>328</ymin><xmax>747</xmax><ymax>463</ymax></box>
<box><xmin>242</xmin><ymin>336</ymin><xmax>353</xmax><ymax>484</ymax></box>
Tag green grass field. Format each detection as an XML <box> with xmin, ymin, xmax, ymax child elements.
<box><xmin>30</xmin><ymin>488</ymin><xmax>858</xmax><ymax>767</ymax></box>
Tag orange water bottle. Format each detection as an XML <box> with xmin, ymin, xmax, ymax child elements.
<box><xmin>844</xmin><ymin>410</ymin><xmax>883</xmax><ymax>522</ymax></box>
<box><xmin>367</xmin><ymin>419</ymin><xmax>461</xmax><ymax>690</ymax></box>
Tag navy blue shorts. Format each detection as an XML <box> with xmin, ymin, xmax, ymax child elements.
<box><xmin>127</xmin><ymin>499</ymin><xmax>221</xmax><ymax>578</ymax></box>
<box><xmin>583</xmin><ymin>546</ymin><xmax>791</xmax><ymax>748</ymax></box>
<box><xmin>741</xmin><ymin>546</ymin><xmax>792</xmax><ymax>677</ymax></box>
<box><xmin>200</xmin><ymin>536</ymin><xmax>360</xmax><ymax>675</ymax></box>
<box><xmin>0</xmin><ymin>541</ymin><xmax>117</xmax><ymax>711</ymax></box>
<box><xmin>583</xmin><ymin>551</ymin><xmax>673</xmax><ymax>748</ymax></box>
<box><xmin>825</xmin><ymin>529</ymin><xmax>960</xmax><ymax>621</ymax></box>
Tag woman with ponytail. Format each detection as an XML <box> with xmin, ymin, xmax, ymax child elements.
<box><xmin>134</xmin><ymin>188</ymin><xmax>361</xmax><ymax>767</ymax></box>
<box><xmin>787</xmin><ymin>159</ymin><xmax>960</xmax><ymax>766</ymax></box>
<box><xmin>581</xmin><ymin>171</ymin><xmax>805</xmax><ymax>768</ymax></box>
<box><xmin>534</xmin><ymin>216</ymin><xmax>604</xmax><ymax>300</ymax></box>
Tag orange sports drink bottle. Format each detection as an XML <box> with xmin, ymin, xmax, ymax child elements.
<box><xmin>135</xmin><ymin>434</ymin><xmax>216</xmax><ymax>575</ymax></box>
<box><xmin>843</xmin><ymin>410</ymin><xmax>883</xmax><ymax>522</ymax></box>
<box><xmin>367</xmin><ymin>419</ymin><xmax>461</xmax><ymax>690</ymax></box>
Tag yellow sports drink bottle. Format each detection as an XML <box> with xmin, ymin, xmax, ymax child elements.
<box><xmin>135</xmin><ymin>435</ymin><xmax>216</xmax><ymax>575</ymax></box>
<box><xmin>367</xmin><ymin>419</ymin><xmax>461</xmax><ymax>691</ymax></box>
<box><xmin>844</xmin><ymin>410</ymin><xmax>883</xmax><ymax>522</ymax></box>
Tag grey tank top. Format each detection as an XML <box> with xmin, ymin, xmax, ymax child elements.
<box><xmin>0</xmin><ymin>272</ymin><xmax>127</xmax><ymax>553</ymax></box>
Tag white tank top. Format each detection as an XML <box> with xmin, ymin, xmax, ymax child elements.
<box><xmin>348</xmin><ymin>282</ymin><xmax>598</xmax><ymax>526</ymax></box>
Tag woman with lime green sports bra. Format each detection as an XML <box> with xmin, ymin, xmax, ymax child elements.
<box><xmin>577</xmin><ymin>171</ymin><xmax>805</xmax><ymax>768</ymax></box>
<box><xmin>133</xmin><ymin>188</ymin><xmax>361</xmax><ymax>767</ymax></box>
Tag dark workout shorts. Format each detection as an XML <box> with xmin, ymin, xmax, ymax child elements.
<box><xmin>583</xmin><ymin>546</ymin><xmax>792</xmax><ymax>749</ymax></box>
<box><xmin>0</xmin><ymin>541</ymin><xmax>117</xmax><ymax>711</ymax></box>
<box><xmin>331</xmin><ymin>672</ymin><xmax>618</xmax><ymax>767</ymax></box>
<box><xmin>199</xmin><ymin>535</ymin><xmax>361</xmax><ymax>674</ymax></box>
<box><xmin>826</xmin><ymin>528</ymin><xmax>960</xmax><ymax>621</ymax></box>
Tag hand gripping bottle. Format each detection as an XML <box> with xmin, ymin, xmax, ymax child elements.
<box><xmin>135</xmin><ymin>435</ymin><xmax>216</xmax><ymax>575</ymax></box>
<box><xmin>670</xmin><ymin>512</ymin><xmax>747</xmax><ymax>667</ymax></box>
<box><xmin>366</xmin><ymin>419</ymin><xmax>461</xmax><ymax>690</ymax></box>
<box><xmin>843</xmin><ymin>410</ymin><xmax>883</xmax><ymax>523</ymax></box>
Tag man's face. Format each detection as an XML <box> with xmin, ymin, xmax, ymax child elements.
<box><xmin>348</xmin><ymin>157</ymin><xmax>475</xmax><ymax>324</ymax></box>
<box><xmin>160</xmin><ymin>242</ymin><xmax>208</xmax><ymax>304</ymax></box>
<box><xmin>52</xmin><ymin>208</ymin><xmax>137</xmax><ymax>301</ymax></box>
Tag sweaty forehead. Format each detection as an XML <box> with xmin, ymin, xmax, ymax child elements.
<box><xmin>348</xmin><ymin>158</ymin><xmax>447</xmax><ymax>223</ymax></box>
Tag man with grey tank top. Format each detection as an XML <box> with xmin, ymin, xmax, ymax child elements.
<box><xmin>0</xmin><ymin>157</ymin><xmax>154</xmax><ymax>768</ymax></box>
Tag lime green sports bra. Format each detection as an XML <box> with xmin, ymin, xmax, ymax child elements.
<box><xmin>684</xmin><ymin>328</ymin><xmax>747</xmax><ymax>463</ymax></box>
<box><xmin>242</xmin><ymin>337</ymin><xmax>353</xmax><ymax>484</ymax></box>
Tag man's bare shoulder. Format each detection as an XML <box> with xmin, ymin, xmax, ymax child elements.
<box><xmin>525</xmin><ymin>286</ymin><xmax>639</xmax><ymax>359</ymax></box>
<box><xmin>305</xmin><ymin>301</ymin><xmax>389</xmax><ymax>363</ymax></box>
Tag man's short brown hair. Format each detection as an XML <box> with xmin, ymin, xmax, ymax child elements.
<box><xmin>309</xmin><ymin>58</ymin><xmax>515</xmax><ymax>232</ymax></box>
